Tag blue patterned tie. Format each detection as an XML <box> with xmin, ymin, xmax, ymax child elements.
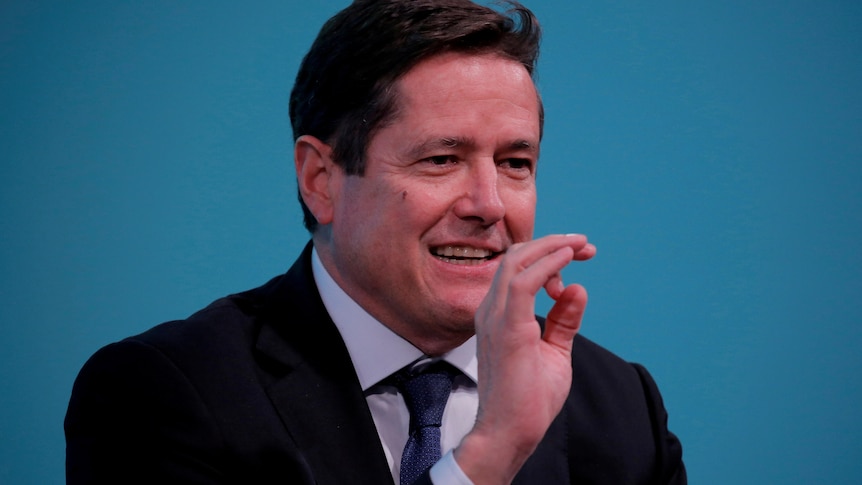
<box><xmin>397</xmin><ymin>363</ymin><xmax>456</xmax><ymax>485</ymax></box>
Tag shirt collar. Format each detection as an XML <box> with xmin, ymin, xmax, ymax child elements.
<box><xmin>311</xmin><ymin>247</ymin><xmax>478</xmax><ymax>390</ymax></box>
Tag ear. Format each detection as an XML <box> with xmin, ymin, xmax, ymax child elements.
<box><xmin>295</xmin><ymin>135</ymin><xmax>340</xmax><ymax>226</ymax></box>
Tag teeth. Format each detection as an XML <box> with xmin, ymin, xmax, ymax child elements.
<box><xmin>433</xmin><ymin>246</ymin><xmax>493</xmax><ymax>259</ymax></box>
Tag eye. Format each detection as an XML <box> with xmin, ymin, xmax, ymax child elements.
<box><xmin>423</xmin><ymin>155</ymin><xmax>457</xmax><ymax>166</ymax></box>
<box><xmin>499</xmin><ymin>158</ymin><xmax>533</xmax><ymax>171</ymax></box>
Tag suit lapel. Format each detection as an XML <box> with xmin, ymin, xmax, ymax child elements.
<box><xmin>251</xmin><ymin>243</ymin><xmax>394</xmax><ymax>485</ymax></box>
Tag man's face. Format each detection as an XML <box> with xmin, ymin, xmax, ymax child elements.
<box><xmin>323</xmin><ymin>52</ymin><xmax>540</xmax><ymax>351</ymax></box>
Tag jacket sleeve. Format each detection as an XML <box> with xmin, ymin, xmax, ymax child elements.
<box><xmin>632</xmin><ymin>363</ymin><xmax>687</xmax><ymax>485</ymax></box>
<box><xmin>65</xmin><ymin>339</ymin><xmax>226</xmax><ymax>484</ymax></box>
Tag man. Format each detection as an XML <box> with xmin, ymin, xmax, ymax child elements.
<box><xmin>66</xmin><ymin>1</ymin><xmax>686</xmax><ymax>484</ymax></box>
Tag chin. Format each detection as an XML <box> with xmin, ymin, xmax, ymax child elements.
<box><xmin>439</xmin><ymin>298</ymin><xmax>483</xmax><ymax>327</ymax></box>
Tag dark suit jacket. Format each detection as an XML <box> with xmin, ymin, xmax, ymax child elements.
<box><xmin>66</xmin><ymin>243</ymin><xmax>686</xmax><ymax>484</ymax></box>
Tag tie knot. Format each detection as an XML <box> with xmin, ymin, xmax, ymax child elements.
<box><xmin>396</xmin><ymin>362</ymin><xmax>456</xmax><ymax>431</ymax></box>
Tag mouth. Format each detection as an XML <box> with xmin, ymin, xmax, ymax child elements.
<box><xmin>430</xmin><ymin>245</ymin><xmax>502</xmax><ymax>265</ymax></box>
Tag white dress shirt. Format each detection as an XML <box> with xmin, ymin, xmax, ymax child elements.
<box><xmin>312</xmin><ymin>249</ymin><xmax>477</xmax><ymax>485</ymax></box>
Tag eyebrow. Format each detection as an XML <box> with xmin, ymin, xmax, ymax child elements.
<box><xmin>406</xmin><ymin>136</ymin><xmax>538</xmax><ymax>159</ymax></box>
<box><xmin>509</xmin><ymin>139</ymin><xmax>538</xmax><ymax>153</ymax></box>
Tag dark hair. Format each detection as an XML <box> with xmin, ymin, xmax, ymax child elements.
<box><xmin>289</xmin><ymin>0</ymin><xmax>542</xmax><ymax>231</ymax></box>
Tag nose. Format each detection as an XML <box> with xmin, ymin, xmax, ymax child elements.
<box><xmin>452</xmin><ymin>160</ymin><xmax>506</xmax><ymax>225</ymax></box>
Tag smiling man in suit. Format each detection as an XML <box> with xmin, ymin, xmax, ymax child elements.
<box><xmin>66</xmin><ymin>1</ymin><xmax>686</xmax><ymax>484</ymax></box>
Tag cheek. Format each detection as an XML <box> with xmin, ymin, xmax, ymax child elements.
<box><xmin>395</xmin><ymin>183</ymin><xmax>451</xmax><ymax>224</ymax></box>
<box><xmin>504</xmin><ymin>186</ymin><xmax>537</xmax><ymax>235</ymax></box>
<box><xmin>339</xmin><ymin>184</ymin><xmax>431</xmax><ymax>245</ymax></box>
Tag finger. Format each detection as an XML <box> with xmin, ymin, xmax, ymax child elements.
<box><xmin>485</xmin><ymin>234</ymin><xmax>580</xmax><ymax>304</ymax></box>
<box><xmin>571</xmin><ymin>243</ymin><xmax>597</xmax><ymax>261</ymax></box>
<box><xmin>502</xmin><ymin>246</ymin><xmax>575</xmax><ymax>318</ymax></box>
<box><xmin>542</xmin><ymin>284</ymin><xmax>588</xmax><ymax>352</ymax></box>
<box><xmin>544</xmin><ymin>272</ymin><xmax>565</xmax><ymax>300</ymax></box>
<box><xmin>484</xmin><ymin>234</ymin><xmax>591</xmax><ymax>321</ymax></box>
<box><xmin>502</xmin><ymin>234</ymin><xmax>590</xmax><ymax>277</ymax></box>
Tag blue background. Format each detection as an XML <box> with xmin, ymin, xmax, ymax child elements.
<box><xmin>2</xmin><ymin>1</ymin><xmax>860</xmax><ymax>483</ymax></box>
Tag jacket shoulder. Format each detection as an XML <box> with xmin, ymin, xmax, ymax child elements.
<box><xmin>561</xmin><ymin>334</ymin><xmax>686</xmax><ymax>484</ymax></box>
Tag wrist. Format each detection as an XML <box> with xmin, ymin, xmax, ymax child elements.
<box><xmin>452</xmin><ymin>424</ymin><xmax>540</xmax><ymax>485</ymax></box>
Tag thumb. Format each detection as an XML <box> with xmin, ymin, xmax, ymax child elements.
<box><xmin>542</xmin><ymin>284</ymin><xmax>588</xmax><ymax>352</ymax></box>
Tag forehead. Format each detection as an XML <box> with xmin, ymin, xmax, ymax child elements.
<box><xmin>397</xmin><ymin>52</ymin><xmax>538</xmax><ymax>104</ymax></box>
<box><xmin>387</xmin><ymin>52</ymin><xmax>541</xmax><ymax>139</ymax></box>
